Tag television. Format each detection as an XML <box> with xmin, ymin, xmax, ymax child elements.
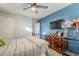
<box><xmin>50</xmin><ymin>19</ymin><xmax>63</xmax><ymax>29</ymax></box>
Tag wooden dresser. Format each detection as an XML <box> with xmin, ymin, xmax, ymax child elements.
<box><xmin>45</xmin><ymin>35</ymin><xmax>67</xmax><ymax>53</ymax></box>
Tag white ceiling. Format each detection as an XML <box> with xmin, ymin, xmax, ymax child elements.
<box><xmin>0</xmin><ymin>3</ymin><xmax>71</xmax><ymax>19</ymax></box>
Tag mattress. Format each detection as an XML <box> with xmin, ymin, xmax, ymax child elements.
<box><xmin>0</xmin><ymin>37</ymin><xmax>48</xmax><ymax>56</ymax></box>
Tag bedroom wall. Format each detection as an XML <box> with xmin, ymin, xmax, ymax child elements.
<box><xmin>34</xmin><ymin>21</ymin><xmax>40</xmax><ymax>38</ymax></box>
<box><xmin>0</xmin><ymin>15</ymin><xmax>15</xmax><ymax>39</ymax></box>
<box><xmin>0</xmin><ymin>12</ymin><xmax>33</xmax><ymax>39</ymax></box>
<box><xmin>40</xmin><ymin>3</ymin><xmax>79</xmax><ymax>39</ymax></box>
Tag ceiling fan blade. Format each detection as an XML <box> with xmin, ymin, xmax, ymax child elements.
<box><xmin>23</xmin><ymin>7</ymin><xmax>31</xmax><ymax>10</ymax></box>
<box><xmin>36</xmin><ymin>5</ymin><xmax>48</xmax><ymax>9</ymax></box>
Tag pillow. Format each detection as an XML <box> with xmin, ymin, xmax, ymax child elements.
<box><xmin>0</xmin><ymin>39</ymin><xmax>6</xmax><ymax>46</ymax></box>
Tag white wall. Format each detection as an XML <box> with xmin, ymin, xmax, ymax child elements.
<box><xmin>34</xmin><ymin>22</ymin><xmax>40</xmax><ymax>38</ymax></box>
<box><xmin>0</xmin><ymin>12</ymin><xmax>33</xmax><ymax>39</ymax></box>
<box><xmin>34</xmin><ymin>23</ymin><xmax>40</xmax><ymax>35</ymax></box>
<box><xmin>32</xmin><ymin>19</ymin><xmax>40</xmax><ymax>38</ymax></box>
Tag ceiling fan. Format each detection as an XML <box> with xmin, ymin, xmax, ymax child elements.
<box><xmin>23</xmin><ymin>3</ymin><xmax>48</xmax><ymax>13</ymax></box>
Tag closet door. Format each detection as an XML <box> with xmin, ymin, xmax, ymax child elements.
<box><xmin>0</xmin><ymin>16</ymin><xmax>14</xmax><ymax>39</ymax></box>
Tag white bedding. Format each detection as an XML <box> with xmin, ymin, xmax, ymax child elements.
<box><xmin>0</xmin><ymin>37</ymin><xmax>48</xmax><ymax>56</ymax></box>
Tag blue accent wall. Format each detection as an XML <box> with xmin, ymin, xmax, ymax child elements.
<box><xmin>40</xmin><ymin>3</ymin><xmax>79</xmax><ymax>39</ymax></box>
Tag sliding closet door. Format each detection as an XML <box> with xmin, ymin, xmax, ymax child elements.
<box><xmin>0</xmin><ymin>16</ymin><xmax>14</xmax><ymax>39</ymax></box>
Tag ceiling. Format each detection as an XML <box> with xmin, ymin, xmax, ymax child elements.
<box><xmin>0</xmin><ymin>3</ymin><xmax>71</xmax><ymax>19</ymax></box>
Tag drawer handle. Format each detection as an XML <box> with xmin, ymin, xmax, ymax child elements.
<box><xmin>59</xmin><ymin>48</ymin><xmax>61</xmax><ymax>50</ymax></box>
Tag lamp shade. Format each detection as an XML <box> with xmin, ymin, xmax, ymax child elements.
<box><xmin>73</xmin><ymin>20</ymin><xmax>79</xmax><ymax>24</ymax></box>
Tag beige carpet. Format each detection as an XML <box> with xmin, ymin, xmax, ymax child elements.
<box><xmin>48</xmin><ymin>48</ymin><xmax>63</xmax><ymax>56</ymax></box>
<box><xmin>47</xmin><ymin>48</ymin><xmax>79</xmax><ymax>56</ymax></box>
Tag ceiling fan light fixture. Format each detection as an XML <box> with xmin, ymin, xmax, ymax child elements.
<box><xmin>31</xmin><ymin>6</ymin><xmax>37</xmax><ymax>12</ymax></box>
<box><xmin>22</xmin><ymin>3</ymin><xmax>48</xmax><ymax>13</ymax></box>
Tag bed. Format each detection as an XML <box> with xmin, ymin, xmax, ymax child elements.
<box><xmin>0</xmin><ymin>36</ymin><xmax>48</xmax><ymax>56</ymax></box>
